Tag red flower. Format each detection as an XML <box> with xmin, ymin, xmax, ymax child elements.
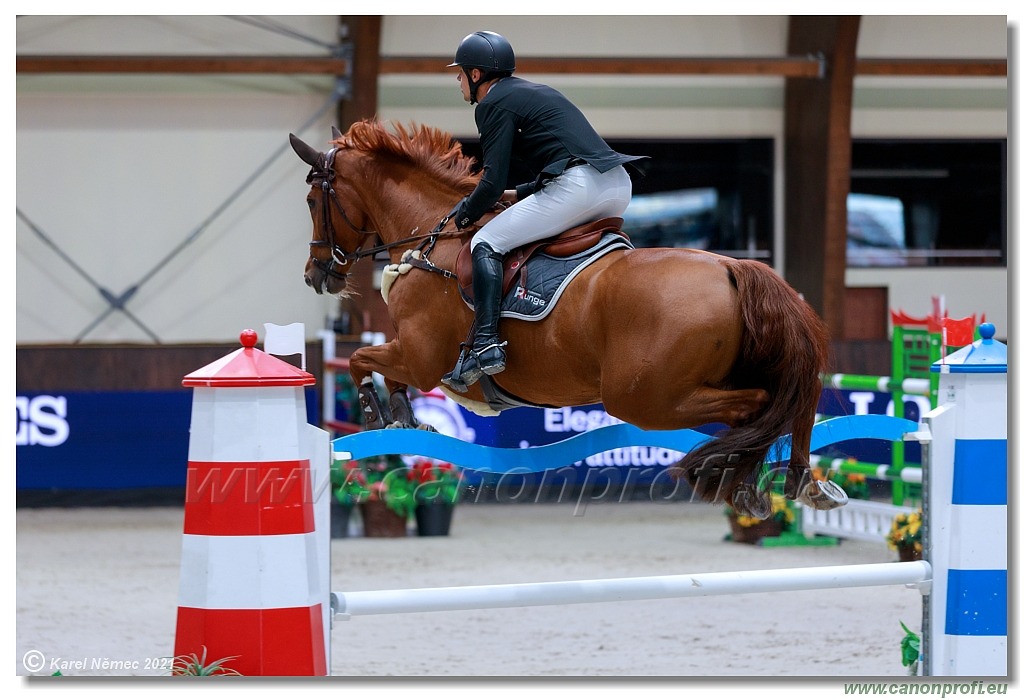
<box><xmin>408</xmin><ymin>460</ymin><xmax>435</xmax><ymax>484</ymax></box>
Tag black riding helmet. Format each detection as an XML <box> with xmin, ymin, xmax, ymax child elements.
<box><xmin>448</xmin><ymin>31</ymin><xmax>516</xmax><ymax>104</ymax></box>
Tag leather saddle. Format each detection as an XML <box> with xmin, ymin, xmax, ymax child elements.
<box><xmin>455</xmin><ymin>217</ymin><xmax>627</xmax><ymax>303</ymax></box>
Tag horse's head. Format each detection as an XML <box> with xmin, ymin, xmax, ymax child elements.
<box><xmin>290</xmin><ymin>131</ymin><xmax>378</xmax><ymax>297</ymax></box>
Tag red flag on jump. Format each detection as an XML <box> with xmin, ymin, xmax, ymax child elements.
<box><xmin>941</xmin><ymin>316</ymin><xmax>976</xmax><ymax>348</ymax></box>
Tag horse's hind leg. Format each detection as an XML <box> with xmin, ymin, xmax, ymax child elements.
<box><xmin>638</xmin><ymin>385</ymin><xmax>771</xmax><ymax>430</ymax></box>
<box><xmin>783</xmin><ymin>414</ymin><xmax>849</xmax><ymax>511</ymax></box>
<box><xmin>731</xmin><ymin>481</ymin><xmax>774</xmax><ymax>520</ymax></box>
<box><xmin>612</xmin><ymin>385</ymin><xmax>775</xmax><ymax>519</ymax></box>
<box><xmin>787</xmin><ymin>470</ymin><xmax>849</xmax><ymax>510</ymax></box>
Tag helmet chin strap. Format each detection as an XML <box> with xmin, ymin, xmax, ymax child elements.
<box><xmin>465</xmin><ymin>67</ymin><xmax>487</xmax><ymax>105</ymax></box>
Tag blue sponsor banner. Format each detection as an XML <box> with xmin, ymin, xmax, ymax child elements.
<box><xmin>18</xmin><ymin>384</ymin><xmax>920</xmax><ymax>493</ymax></box>
<box><xmin>491</xmin><ymin>404</ymin><xmax>710</xmax><ymax>471</ymax></box>
<box><xmin>406</xmin><ymin>392</ymin><xmax>713</xmax><ymax>490</ymax></box>
<box><xmin>817</xmin><ymin>388</ymin><xmax>926</xmax><ymax>465</ymax></box>
<box><xmin>408</xmin><ymin>386</ymin><xmax>926</xmax><ymax>484</ymax></box>
<box><xmin>16</xmin><ymin>390</ymin><xmax>318</xmax><ymax>492</ymax></box>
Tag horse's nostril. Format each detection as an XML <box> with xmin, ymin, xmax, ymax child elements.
<box><xmin>304</xmin><ymin>275</ymin><xmax>313</xmax><ymax>287</ymax></box>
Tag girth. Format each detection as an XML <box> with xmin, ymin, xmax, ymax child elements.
<box><xmin>455</xmin><ymin>217</ymin><xmax>627</xmax><ymax>303</ymax></box>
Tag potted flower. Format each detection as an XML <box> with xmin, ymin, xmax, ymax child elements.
<box><xmin>886</xmin><ymin>510</ymin><xmax>923</xmax><ymax>561</ymax></box>
<box><xmin>333</xmin><ymin>455</ymin><xmax>416</xmax><ymax>537</ymax></box>
<box><xmin>406</xmin><ymin>458</ymin><xmax>464</xmax><ymax>537</ymax></box>
<box><xmin>724</xmin><ymin>492</ymin><xmax>796</xmax><ymax>545</ymax></box>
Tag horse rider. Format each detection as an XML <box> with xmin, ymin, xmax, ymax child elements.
<box><xmin>440</xmin><ymin>30</ymin><xmax>647</xmax><ymax>392</ymax></box>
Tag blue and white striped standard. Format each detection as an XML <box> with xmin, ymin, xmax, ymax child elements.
<box><xmin>926</xmin><ymin>323</ymin><xmax>1007</xmax><ymax>676</ymax></box>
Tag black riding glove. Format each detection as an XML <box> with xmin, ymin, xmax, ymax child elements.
<box><xmin>446</xmin><ymin>197</ymin><xmax>472</xmax><ymax>230</ymax></box>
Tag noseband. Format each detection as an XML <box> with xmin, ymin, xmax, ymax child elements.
<box><xmin>306</xmin><ymin>147</ymin><xmax>379</xmax><ymax>282</ymax></box>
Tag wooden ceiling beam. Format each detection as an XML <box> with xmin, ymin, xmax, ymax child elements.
<box><xmin>855</xmin><ymin>58</ymin><xmax>1006</xmax><ymax>77</ymax></box>
<box><xmin>382</xmin><ymin>56</ymin><xmax>824</xmax><ymax>77</ymax></box>
<box><xmin>15</xmin><ymin>55</ymin><xmax>349</xmax><ymax>74</ymax></box>
<box><xmin>17</xmin><ymin>54</ymin><xmax>1007</xmax><ymax>77</ymax></box>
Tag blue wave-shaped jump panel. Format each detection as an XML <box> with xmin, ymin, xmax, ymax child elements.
<box><xmin>331</xmin><ymin>415</ymin><xmax>918</xmax><ymax>474</ymax></box>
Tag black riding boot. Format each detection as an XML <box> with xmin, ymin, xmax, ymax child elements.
<box><xmin>442</xmin><ymin>242</ymin><xmax>507</xmax><ymax>390</ymax></box>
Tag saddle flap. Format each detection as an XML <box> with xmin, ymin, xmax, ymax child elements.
<box><xmin>456</xmin><ymin>217</ymin><xmax>627</xmax><ymax>302</ymax></box>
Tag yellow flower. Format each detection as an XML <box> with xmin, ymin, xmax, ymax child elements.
<box><xmin>729</xmin><ymin>493</ymin><xmax>795</xmax><ymax>529</ymax></box>
<box><xmin>886</xmin><ymin>510</ymin><xmax>923</xmax><ymax>551</ymax></box>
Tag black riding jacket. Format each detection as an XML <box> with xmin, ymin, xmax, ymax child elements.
<box><xmin>451</xmin><ymin>76</ymin><xmax>646</xmax><ymax>229</ymax></box>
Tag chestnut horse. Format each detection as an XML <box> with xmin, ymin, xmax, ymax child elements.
<box><xmin>290</xmin><ymin>120</ymin><xmax>847</xmax><ymax>518</ymax></box>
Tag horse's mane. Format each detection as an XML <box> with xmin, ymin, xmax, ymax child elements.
<box><xmin>332</xmin><ymin>120</ymin><xmax>480</xmax><ymax>191</ymax></box>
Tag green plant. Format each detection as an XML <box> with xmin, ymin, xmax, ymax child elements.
<box><xmin>886</xmin><ymin>511</ymin><xmax>923</xmax><ymax>555</ymax></box>
<box><xmin>899</xmin><ymin>621</ymin><xmax>921</xmax><ymax>675</ymax></box>
<box><xmin>407</xmin><ymin>458</ymin><xmax>464</xmax><ymax>505</ymax></box>
<box><xmin>170</xmin><ymin>647</ymin><xmax>242</xmax><ymax>676</ymax></box>
<box><xmin>834</xmin><ymin>471</ymin><xmax>870</xmax><ymax>500</ymax></box>
<box><xmin>724</xmin><ymin>492</ymin><xmax>796</xmax><ymax>530</ymax></box>
<box><xmin>333</xmin><ymin>454</ymin><xmax>417</xmax><ymax>520</ymax></box>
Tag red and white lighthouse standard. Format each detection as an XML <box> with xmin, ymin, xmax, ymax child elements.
<box><xmin>174</xmin><ymin>329</ymin><xmax>327</xmax><ymax>676</ymax></box>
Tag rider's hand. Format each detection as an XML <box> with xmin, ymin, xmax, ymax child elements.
<box><xmin>443</xmin><ymin>197</ymin><xmax>473</xmax><ymax>231</ymax></box>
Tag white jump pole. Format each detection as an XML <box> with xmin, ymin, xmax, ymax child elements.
<box><xmin>332</xmin><ymin>561</ymin><xmax>930</xmax><ymax>618</ymax></box>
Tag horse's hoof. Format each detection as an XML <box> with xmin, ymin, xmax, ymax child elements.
<box><xmin>732</xmin><ymin>485</ymin><xmax>772</xmax><ymax>520</ymax></box>
<box><xmin>417</xmin><ymin>423</ymin><xmax>438</xmax><ymax>432</ymax></box>
<box><xmin>798</xmin><ymin>479</ymin><xmax>849</xmax><ymax>510</ymax></box>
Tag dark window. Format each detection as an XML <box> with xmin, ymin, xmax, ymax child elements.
<box><xmin>459</xmin><ymin>138</ymin><xmax>776</xmax><ymax>264</ymax></box>
<box><xmin>848</xmin><ymin>139</ymin><xmax>1007</xmax><ymax>267</ymax></box>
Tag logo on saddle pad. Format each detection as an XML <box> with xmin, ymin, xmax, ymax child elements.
<box><xmin>514</xmin><ymin>286</ymin><xmax>547</xmax><ymax>308</ymax></box>
<box><xmin>468</xmin><ymin>230</ymin><xmax>632</xmax><ymax>322</ymax></box>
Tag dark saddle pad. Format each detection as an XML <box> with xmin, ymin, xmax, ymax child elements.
<box><xmin>455</xmin><ymin>217</ymin><xmax>628</xmax><ymax>303</ymax></box>
<box><xmin>455</xmin><ymin>218</ymin><xmax>632</xmax><ymax>321</ymax></box>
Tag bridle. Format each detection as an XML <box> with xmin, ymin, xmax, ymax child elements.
<box><xmin>306</xmin><ymin>147</ymin><xmax>380</xmax><ymax>282</ymax></box>
<box><xmin>305</xmin><ymin>147</ymin><xmax>460</xmax><ymax>282</ymax></box>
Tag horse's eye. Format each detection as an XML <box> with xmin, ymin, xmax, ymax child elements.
<box><xmin>307</xmin><ymin>198</ymin><xmax>315</xmax><ymax>210</ymax></box>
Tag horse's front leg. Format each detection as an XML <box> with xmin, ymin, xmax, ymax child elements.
<box><xmin>348</xmin><ymin>342</ymin><xmax>406</xmax><ymax>430</ymax></box>
<box><xmin>348</xmin><ymin>340</ymin><xmax>435</xmax><ymax>431</ymax></box>
<box><xmin>384</xmin><ymin>380</ymin><xmax>437</xmax><ymax>432</ymax></box>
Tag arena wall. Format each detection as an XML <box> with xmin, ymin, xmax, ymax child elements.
<box><xmin>16</xmin><ymin>15</ymin><xmax>1008</xmax><ymax>345</ymax></box>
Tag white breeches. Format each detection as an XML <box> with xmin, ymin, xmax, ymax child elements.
<box><xmin>470</xmin><ymin>164</ymin><xmax>633</xmax><ymax>254</ymax></box>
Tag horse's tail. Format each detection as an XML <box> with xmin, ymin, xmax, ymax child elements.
<box><xmin>680</xmin><ymin>258</ymin><xmax>830</xmax><ymax>507</ymax></box>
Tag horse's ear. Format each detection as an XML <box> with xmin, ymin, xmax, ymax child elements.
<box><xmin>289</xmin><ymin>133</ymin><xmax>320</xmax><ymax>167</ymax></box>
<box><xmin>331</xmin><ymin>126</ymin><xmax>342</xmax><ymax>140</ymax></box>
